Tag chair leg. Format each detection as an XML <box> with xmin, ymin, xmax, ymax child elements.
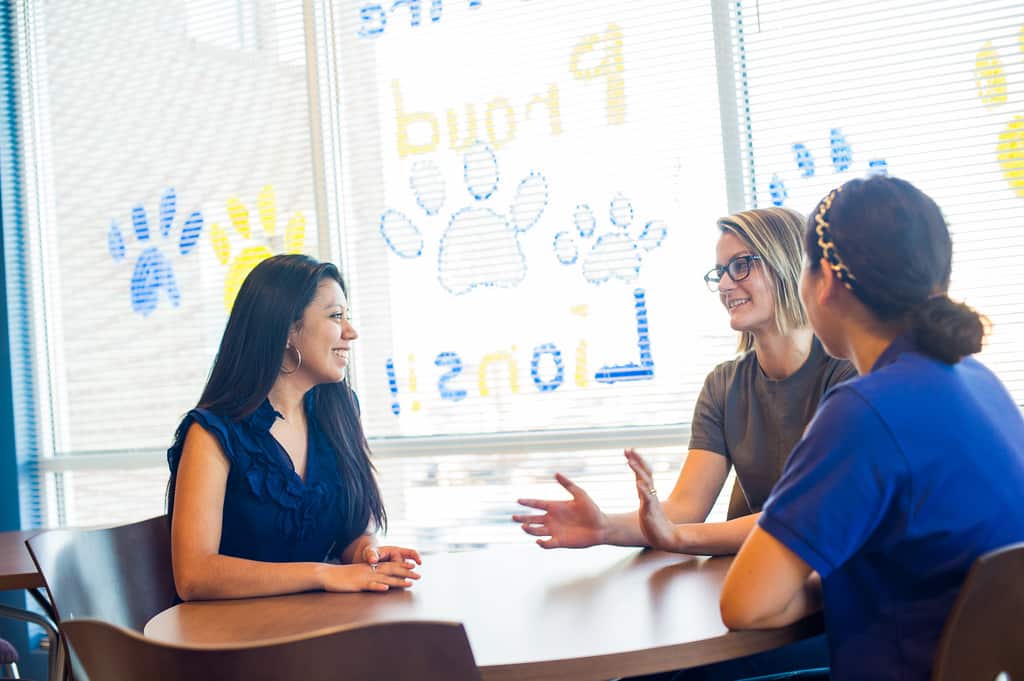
<box><xmin>0</xmin><ymin>603</ymin><xmax>65</xmax><ymax>681</ymax></box>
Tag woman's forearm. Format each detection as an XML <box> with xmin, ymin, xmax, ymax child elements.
<box><xmin>174</xmin><ymin>553</ymin><xmax>326</xmax><ymax>601</ymax></box>
<box><xmin>597</xmin><ymin>510</ymin><xmax>646</xmax><ymax>546</ymax></box>
<box><xmin>672</xmin><ymin>513</ymin><xmax>760</xmax><ymax>555</ymax></box>
<box><xmin>604</xmin><ymin>500</ymin><xmax>718</xmax><ymax>547</ymax></box>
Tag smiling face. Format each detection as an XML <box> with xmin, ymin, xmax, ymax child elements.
<box><xmin>715</xmin><ymin>231</ymin><xmax>776</xmax><ymax>336</ymax></box>
<box><xmin>288</xmin><ymin>278</ymin><xmax>357</xmax><ymax>386</ymax></box>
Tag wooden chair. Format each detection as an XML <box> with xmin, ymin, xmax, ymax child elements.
<box><xmin>26</xmin><ymin>515</ymin><xmax>177</xmax><ymax>680</ymax></box>
<box><xmin>61</xmin><ymin>618</ymin><xmax>482</xmax><ymax>681</ymax></box>
<box><xmin>931</xmin><ymin>542</ymin><xmax>1024</xmax><ymax>681</ymax></box>
<box><xmin>25</xmin><ymin>515</ymin><xmax>176</xmax><ymax>631</ymax></box>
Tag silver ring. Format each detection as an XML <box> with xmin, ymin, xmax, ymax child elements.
<box><xmin>370</xmin><ymin>563</ymin><xmax>378</xmax><ymax>572</ymax></box>
<box><xmin>649</xmin><ymin>488</ymin><xmax>657</xmax><ymax>495</ymax></box>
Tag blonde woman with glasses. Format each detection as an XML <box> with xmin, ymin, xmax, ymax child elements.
<box><xmin>515</xmin><ymin>207</ymin><xmax>854</xmax><ymax>679</ymax></box>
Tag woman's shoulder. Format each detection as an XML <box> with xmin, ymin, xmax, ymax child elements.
<box><xmin>694</xmin><ymin>350</ymin><xmax>758</xmax><ymax>404</ymax></box>
<box><xmin>184</xmin><ymin>407</ymin><xmax>239</xmax><ymax>439</ymax></box>
<box><xmin>703</xmin><ymin>349</ymin><xmax>757</xmax><ymax>385</ymax></box>
<box><xmin>709</xmin><ymin>348</ymin><xmax>756</xmax><ymax>377</ymax></box>
<box><xmin>168</xmin><ymin>406</ymin><xmax>253</xmax><ymax>471</ymax></box>
<box><xmin>169</xmin><ymin>405</ymin><xmax>228</xmax><ymax>441</ymax></box>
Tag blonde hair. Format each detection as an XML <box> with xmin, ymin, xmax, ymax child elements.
<box><xmin>716</xmin><ymin>207</ymin><xmax>809</xmax><ymax>353</ymax></box>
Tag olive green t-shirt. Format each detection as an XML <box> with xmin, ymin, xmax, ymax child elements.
<box><xmin>688</xmin><ymin>336</ymin><xmax>857</xmax><ymax>519</ymax></box>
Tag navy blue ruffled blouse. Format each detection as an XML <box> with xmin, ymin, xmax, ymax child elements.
<box><xmin>167</xmin><ymin>394</ymin><xmax>360</xmax><ymax>563</ymax></box>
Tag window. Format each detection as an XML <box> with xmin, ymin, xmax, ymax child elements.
<box><xmin>326</xmin><ymin>2</ymin><xmax>734</xmax><ymax>437</ymax></box>
<box><xmin>313</xmin><ymin>1</ymin><xmax>738</xmax><ymax>547</ymax></box>
<box><xmin>733</xmin><ymin>0</ymin><xmax>1024</xmax><ymax>400</ymax></box>
<box><xmin>6</xmin><ymin>1</ymin><xmax>1021</xmax><ymax>549</ymax></box>
<box><xmin>8</xmin><ymin>0</ymin><xmax>322</xmax><ymax>525</ymax></box>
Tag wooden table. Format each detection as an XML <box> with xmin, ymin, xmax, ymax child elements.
<box><xmin>0</xmin><ymin>530</ymin><xmax>45</xmax><ymax>591</ymax></box>
<box><xmin>146</xmin><ymin>544</ymin><xmax>822</xmax><ymax>681</ymax></box>
<box><xmin>0</xmin><ymin>529</ymin><xmax>65</xmax><ymax>681</ymax></box>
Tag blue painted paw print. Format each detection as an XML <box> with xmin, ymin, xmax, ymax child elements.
<box><xmin>107</xmin><ymin>187</ymin><xmax>204</xmax><ymax>316</ymax></box>
<box><xmin>767</xmin><ymin>128</ymin><xmax>888</xmax><ymax>207</ymax></box>
<box><xmin>379</xmin><ymin>142</ymin><xmax>549</xmax><ymax>295</ymax></box>
<box><xmin>553</xmin><ymin>195</ymin><xmax>667</xmax><ymax>285</ymax></box>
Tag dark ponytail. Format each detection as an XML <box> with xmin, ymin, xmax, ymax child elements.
<box><xmin>805</xmin><ymin>176</ymin><xmax>987</xmax><ymax>364</ymax></box>
<box><xmin>909</xmin><ymin>295</ymin><xmax>987</xmax><ymax>365</ymax></box>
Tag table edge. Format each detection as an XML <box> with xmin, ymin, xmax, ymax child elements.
<box><xmin>0</xmin><ymin>529</ymin><xmax>45</xmax><ymax>592</ymax></box>
<box><xmin>0</xmin><ymin>573</ymin><xmax>45</xmax><ymax>591</ymax></box>
<box><xmin>479</xmin><ymin>613</ymin><xmax>825</xmax><ymax>681</ymax></box>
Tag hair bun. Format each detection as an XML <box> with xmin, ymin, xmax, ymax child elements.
<box><xmin>910</xmin><ymin>295</ymin><xmax>987</xmax><ymax>364</ymax></box>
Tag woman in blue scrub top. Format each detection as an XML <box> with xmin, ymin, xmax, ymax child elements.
<box><xmin>167</xmin><ymin>254</ymin><xmax>421</xmax><ymax>601</ymax></box>
<box><xmin>631</xmin><ymin>176</ymin><xmax>1024</xmax><ymax>681</ymax></box>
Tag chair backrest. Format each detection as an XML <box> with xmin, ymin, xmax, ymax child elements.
<box><xmin>61</xmin><ymin>618</ymin><xmax>482</xmax><ymax>681</ymax></box>
<box><xmin>931</xmin><ymin>542</ymin><xmax>1024</xmax><ymax>681</ymax></box>
<box><xmin>26</xmin><ymin>515</ymin><xmax>177</xmax><ymax>631</ymax></box>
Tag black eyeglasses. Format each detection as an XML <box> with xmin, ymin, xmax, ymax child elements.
<box><xmin>704</xmin><ymin>254</ymin><xmax>762</xmax><ymax>292</ymax></box>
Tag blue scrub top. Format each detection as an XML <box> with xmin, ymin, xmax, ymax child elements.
<box><xmin>761</xmin><ymin>335</ymin><xmax>1024</xmax><ymax>681</ymax></box>
<box><xmin>168</xmin><ymin>394</ymin><xmax>361</xmax><ymax>564</ymax></box>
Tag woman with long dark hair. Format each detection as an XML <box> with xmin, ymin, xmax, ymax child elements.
<box><xmin>167</xmin><ymin>254</ymin><xmax>420</xmax><ymax>600</ymax></box>
<box><xmin>674</xmin><ymin>176</ymin><xmax>1024</xmax><ymax>681</ymax></box>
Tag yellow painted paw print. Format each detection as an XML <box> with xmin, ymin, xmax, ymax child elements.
<box><xmin>975</xmin><ymin>25</ymin><xmax>1024</xmax><ymax>198</ymax></box>
<box><xmin>209</xmin><ymin>185</ymin><xmax>307</xmax><ymax>310</ymax></box>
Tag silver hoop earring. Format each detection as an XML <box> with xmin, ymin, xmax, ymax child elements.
<box><xmin>281</xmin><ymin>346</ymin><xmax>302</xmax><ymax>374</ymax></box>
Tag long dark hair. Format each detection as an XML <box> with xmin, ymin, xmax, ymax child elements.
<box><xmin>805</xmin><ymin>176</ymin><xmax>986</xmax><ymax>364</ymax></box>
<box><xmin>168</xmin><ymin>254</ymin><xmax>385</xmax><ymax>534</ymax></box>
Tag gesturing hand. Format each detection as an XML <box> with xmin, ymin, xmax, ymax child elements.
<box><xmin>625</xmin><ymin>448</ymin><xmax>682</xmax><ymax>552</ymax></box>
<box><xmin>320</xmin><ymin>559</ymin><xmax>420</xmax><ymax>593</ymax></box>
<box><xmin>513</xmin><ymin>473</ymin><xmax>610</xmax><ymax>549</ymax></box>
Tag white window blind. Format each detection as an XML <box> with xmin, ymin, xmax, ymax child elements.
<box><xmin>12</xmin><ymin>0</ymin><xmax>321</xmax><ymax>525</ymax></box>
<box><xmin>324</xmin><ymin>2</ymin><xmax>736</xmax><ymax>439</ymax></box>
<box><xmin>733</xmin><ymin>0</ymin><xmax>1024</xmax><ymax>400</ymax></box>
<box><xmin>312</xmin><ymin>1</ymin><xmax>743</xmax><ymax>548</ymax></box>
<box><xmin>12</xmin><ymin>1</ymin><xmax>742</xmax><ymax>544</ymax></box>
<box><xmin>12</xmin><ymin>1</ymin><xmax>1020</xmax><ymax>550</ymax></box>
